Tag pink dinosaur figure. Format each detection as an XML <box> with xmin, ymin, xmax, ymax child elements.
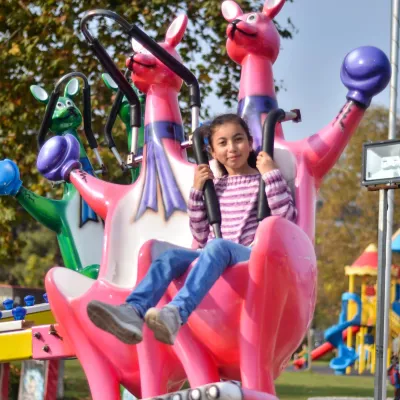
<box><xmin>38</xmin><ymin>5</ymin><xmax>390</xmax><ymax>400</ymax></box>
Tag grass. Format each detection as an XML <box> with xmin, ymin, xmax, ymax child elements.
<box><xmin>276</xmin><ymin>369</ymin><xmax>394</xmax><ymax>399</ymax></box>
<box><xmin>64</xmin><ymin>359</ymin><xmax>90</xmax><ymax>400</ymax></box>
<box><xmin>61</xmin><ymin>359</ymin><xmax>395</xmax><ymax>400</ymax></box>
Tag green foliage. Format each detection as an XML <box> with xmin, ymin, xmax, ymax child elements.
<box><xmin>314</xmin><ymin>106</ymin><xmax>400</xmax><ymax>328</ymax></box>
<box><xmin>9</xmin><ymin>224</ymin><xmax>60</xmax><ymax>287</ymax></box>
<box><xmin>0</xmin><ymin>0</ymin><xmax>295</xmax><ymax>284</ymax></box>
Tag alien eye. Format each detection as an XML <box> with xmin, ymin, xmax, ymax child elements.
<box><xmin>66</xmin><ymin>100</ymin><xmax>73</xmax><ymax>107</ymax></box>
<box><xmin>56</xmin><ymin>102</ymin><xmax>64</xmax><ymax>109</ymax></box>
<box><xmin>247</xmin><ymin>14</ymin><xmax>257</xmax><ymax>23</ymax></box>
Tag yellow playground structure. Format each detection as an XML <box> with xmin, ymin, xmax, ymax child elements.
<box><xmin>344</xmin><ymin>242</ymin><xmax>400</xmax><ymax>375</ymax></box>
<box><xmin>295</xmin><ymin>230</ymin><xmax>400</xmax><ymax>375</ymax></box>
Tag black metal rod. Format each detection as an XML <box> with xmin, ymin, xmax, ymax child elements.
<box><xmin>38</xmin><ymin>72</ymin><xmax>99</xmax><ymax>150</ymax></box>
<box><xmin>257</xmin><ymin>108</ymin><xmax>286</xmax><ymax>222</ymax></box>
<box><xmin>80</xmin><ymin>9</ymin><xmax>200</xmax><ymax>108</ymax></box>
<box><xmin>80</xmin><ymin>10</ymin><xmax>141</xmax><ymax>133</ymax></box>
<box><xmin>89</xmin><ymin>39</ymin><xmax>140</xmax><ymax>113</ymax></box>
<box><xmin>37</xmin><ymin>92</ymin><xmax>59</xmax><ymax>149</ymax></box>
<box><xmin>128</xmin><ymin>24</ymin><xmax>200</xmax><ymax>108</ymax></box>
<box><xmin>82</xmin><ymin>86</ymin><xmax>96</xmax><ymax>149</ymax></box>
<box><xmin>192</xmin><ymin>126</ymin><xmax>221</xmax><ymax>238</ymax></box>
<box><xmin>56</xmin><ymin>72</ymin><xmax>98</xmax><ymax>149</ymax></box>
<box><xmin>104</xmin><ymin>70</ymin><xmax>130</xmax><ymax>149</ymax></box>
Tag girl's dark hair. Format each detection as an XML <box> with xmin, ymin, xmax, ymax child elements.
<box><xmin>208</xmin><ymin>114</ymin><xmax>257</xmax><ymax>176</ymax></box>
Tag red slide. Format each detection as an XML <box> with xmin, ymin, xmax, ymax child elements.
<box><xmin>293</xmin><ymin>325</ymin><xmax>360</xmax><ymax>369</ymax></box>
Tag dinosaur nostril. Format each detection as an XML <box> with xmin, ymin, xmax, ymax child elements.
<box><xmin>232</xmin><ymin>19</ymin><xmax>241</xmax><ymax>25</ymax></box>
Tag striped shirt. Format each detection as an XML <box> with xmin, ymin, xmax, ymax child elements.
<box><xmin>188</xmin><ymin>169</ymin><xmax>297</xmax><ymax>248</ymax></box>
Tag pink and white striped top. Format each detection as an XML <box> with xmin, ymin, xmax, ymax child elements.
<box><xmin>188</xmin><ymin>169</ymin><xmax>297</xmax><ymax>248</ymax></box>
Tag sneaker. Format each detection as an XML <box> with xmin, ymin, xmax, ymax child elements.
<box><xmin>145</xmin><ymin>305</ymin><xmax>182</xmax><ymax>345</ymax></box>
<box><xmin>87</xmin><ymin>300</ymin><xmax>143</xmax><ymax>345</ymax></box>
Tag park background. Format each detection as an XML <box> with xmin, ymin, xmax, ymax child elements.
<box><xmin>0</xmin><ymin>1</ymin><xmax>399</xmax><ymax>397</ymax></box>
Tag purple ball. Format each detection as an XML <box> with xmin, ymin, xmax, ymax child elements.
<box><xmin>341</xmin><ymin>46</ymin><xmax>391</xmax><ymax>107</ymax></box>
<box><xmin>37</xmin><ymin>134</ymin><xmax>80</xmax><ymax>181</ymax></box>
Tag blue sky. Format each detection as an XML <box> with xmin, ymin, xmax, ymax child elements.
<box><xmin>207</xmin><ymin>0</ymin><xmax>393</xmax><ymax>141</ymax></box>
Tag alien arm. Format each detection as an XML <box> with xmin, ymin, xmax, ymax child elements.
<box><xmin>16</xmin><ymin>186</ymin><xmax>63</xmax><ymax>233</ymax></box>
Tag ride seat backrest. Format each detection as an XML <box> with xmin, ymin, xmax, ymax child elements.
<box><xmin>104</xmin><ymin>148</ymin><xmax>297</xmax><ymax>289</ymax></box>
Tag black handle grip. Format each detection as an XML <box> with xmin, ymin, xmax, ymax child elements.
<box><xmin>104</xmin><ymin>89</ymin><xmax>123</xmax><ymax>149</ymax></box>
<box><xmin>128</xmin><ymin>24</ymin><xmax>201</xmax><ymax>109</ymax></box>
<box><xmin>130</xmin><ymin>104</ymin><xmax>141</xmax><ymax>128</ymax></box>
<box><xmin>89</xmin><ymin>39</ymin><xmax>140</xmax><ymax>109</ymax></box>
<box><xmin>104</xmin><ymin>70</ymin><xmax>130</xmax><ymax>149</ymax></box>
<box><xmin>82</xmin><ymin>86</ymin><xmax>97</xmax><ymax>149</ymax></box>
<box><xmin>39</xmin><ymin>72</ymin><xmax>100</xmax><ymax>151</ymax></box>
<box><xmin>192</xmin><ymin>127</ymin><xmax>221</xmax><ymax>238</ymax></box>
<box><xmin>257</xmin><ymin>108</ymin><xmax>286</xmax><ymax>222</ymax></box>
<box><xmin>37</xmin><ymin>91</ymin><xmax>59</xmax><ymax>149</ymax></box>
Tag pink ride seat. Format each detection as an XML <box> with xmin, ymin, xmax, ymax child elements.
<box><xmin>165</xmin><ymin>216</ymin><xmax>316</xmax><ymax>386</ymax></box>
<box><xmin>44</xmin><ymin>135</ymin><xmax>316</xmax><ymax>399</ymax></box>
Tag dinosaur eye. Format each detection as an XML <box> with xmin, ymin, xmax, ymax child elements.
<box><xmin>247</xmin><ymin>14</ymin><xmax>257</xmax><ymax>23</ymax></box>
<box><xmin>66</xmin><ymin>100</ymin><xmax>73</xmax><ymax>107</ymax></box>
<box><xmin>56</xmin><ymin>102</ymin><xmax>64</xmax><ymax>109</ymax></box>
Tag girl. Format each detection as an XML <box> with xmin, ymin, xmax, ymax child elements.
<box><xmin>87</xmin><ymin>114</ymin><xmax>297</xmax><ymax>345</ymax></box>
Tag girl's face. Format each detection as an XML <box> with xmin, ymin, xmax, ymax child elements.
<box><xmin>210</xmin><ymin>122</ymin><xmax>253</xmax><ymax>175</ymax></box>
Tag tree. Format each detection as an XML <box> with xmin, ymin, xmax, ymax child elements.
<box><xmin>0</xmin><ymin>0</ymin><xmax>295</xmax><ymax>282</ymax></box>
<box><xmin>314</xmin><ymin>106</ymin><xmax>400</xmax><ymax>328</ymax></box>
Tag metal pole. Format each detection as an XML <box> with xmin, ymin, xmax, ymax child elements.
<box><xmin>374</xmin><ymin>0</ymin><xmax>400</xmax><ymax>400</ymax></box>
<box><xmin>383</xmin><ymin>189</ymin><xmax>395</xmax><ymax>356</ymax></box>
<box><xmin>307</xmin><ymin>329</ymin><xmax>313</xmax><ymax>371</ymax></box>
<box><xmin>374</xmin><ymin>189</ymin><xmax>388</xmax><ymax>399</ymax></box>
<box><xmin>374</xmin><ymin>1</ymin><xmax>399</xmax><ymax>398</ymax></box>
<box><xmin>388</xmin><ymin>0</ymin><xmax>399</xmax><ymax>142</ymax></box>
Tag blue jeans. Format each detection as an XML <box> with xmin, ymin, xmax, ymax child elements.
<box><xmin>126</xmin><ymin>238</ymin><xmax>251</xmax><ymax>323</ymax></box>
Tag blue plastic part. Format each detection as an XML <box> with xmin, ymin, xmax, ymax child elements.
<box><xmin>324</xmin><ymin>292</ymin><xmax>362</xmax><ymax>374</ymax></box>
<box><xmin>3</xmin><ymin>298</ymin><xmax>14</xmax><ymax>310</ymax></box>
<box><xmin>0</xmin><ymin>159</ymin><xmax>22</xmax><ymax>196</ymax></box>
<box><xmin>393</xmin><ymin>301</ymin><xmax>400</xmax><ymax>317</ymax></box>
<box><xmin>364</xmin><ymin>334</ymin><xmax>374</xmax><ymax>345</ymax></box>
<box><xmin>396</xmin><ymin>284</ymin><xmax>400</xmax><ymax>302</ymax></box>
<box><xmin>0</xmin><ymin>311</ymin><xmax>2</xmax><ymax>319</ymax></box>
<box><xmin>12</xmin><ymin>306</ymin><xmax>27</xmax><ymax>321</ymax></box>
<box><xmin>24</xmin><ymin>295</ymin><xmax>35</xmax><ymax>307</ymax></box>
<box><xmin>393</xmin><ymin>232</ymin><xmax>400</xmax><ymax>253</ymax></box>
<box><xmin>43</xmin><ymin>293</ymin><xmax>49</xmax><ymax>303</ymax></box>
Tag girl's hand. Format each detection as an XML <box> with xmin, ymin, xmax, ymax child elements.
<box><xmin>193</xmin><ymin>164</ymin><xmax>214</xmax><ymax>190</ymax></box>
<box><xmin>256</xmin><ymin>151</ymin><xmax>278</xmax><ymax>175</ymax></box>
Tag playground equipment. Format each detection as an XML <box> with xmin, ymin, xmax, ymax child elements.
<box><xmin>0</xmin><ymin>73</ymin><xmax>104</xmax><ymax>279</ymax></box>
<box><xmin>0</xmin><ymin>294</ymin><xmax>69</xmax><ymax>399</ymax></box>
<box><xmin>33</xmin><ymin>3</ymin><xmax>390</xmax><ymax>400</ymax></box>
<box><xmin>294</xmin><ymin>242</ymin><xmax>400</xmax><ymax>375</ymax></box>
<box><xmin>325</xmin><ymin>292</ymin><xmax>362</xmax><ymax>375</ymax></box>
<box><xmin>0</xmin><ymin>0</ymin><xmax>391</xmax><ymax>399</ymax></box>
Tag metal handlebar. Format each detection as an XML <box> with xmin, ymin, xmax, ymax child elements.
<box><xmin>192</xmin><ymin>126</ymin><xmax>221</xmax><ymax>238</ymax></box>
<box><xmin>80</xmin><ymin>9</ymin><xmax>201</xmax><ymax>136</ymax></box>
<box><xmin>37</xmin><ymin>72</ymin><xmax>105</xmax><ymax>172</ymax></box>
<box><xmin>257</xmin><ymin>108</ymin><xmax>301</xmax><ymax>221</ymax></box>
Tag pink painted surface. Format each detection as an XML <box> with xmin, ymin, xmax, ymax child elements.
<box><xmin>32</xmin><ymin>325</ymin><xmax>74</xmax><ymax>360</ymax></box>
<box><xmin>44</xmin><ymin>360</ymin><xmax>59</xmax><ymax>400</ymax></box>
<box><xmin>44</xmin><ymin>4</ymin><xmax>370</xmax><ymax>400</ymax></box>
